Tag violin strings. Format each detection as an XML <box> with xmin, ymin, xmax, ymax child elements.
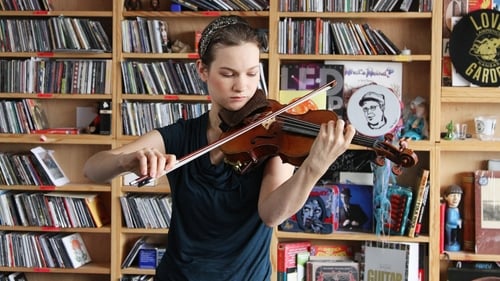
<box><xmin>277</xmin><ymin>115</ymin><xmax>320</xmax><ymax>137</ymax></box>
<box><xmin>277</xmin><ymin>115</ymin><xmax>382</xmax><ymax>148</ymax></box>
<box><xmin>275</xmin><ymin>113</ymin><xmax>413</xmax><ymax>167</ymax></box>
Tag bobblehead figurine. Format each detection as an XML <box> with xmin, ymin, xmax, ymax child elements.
<box><xmin>445</xmin><ymin>184</ymin><xmax>463</xmax><ymax>251</ymax></box>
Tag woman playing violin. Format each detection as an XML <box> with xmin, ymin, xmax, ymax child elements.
<box><xmin>83</xmin><ymin>16</ymin><xmax>355</xmax><ymax>281</ymax></box>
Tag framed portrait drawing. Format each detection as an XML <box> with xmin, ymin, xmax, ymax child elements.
<box><xmin>31</xmin><ymin>146</ymin><xmax>69</xmax><ymax>186</ymax></box>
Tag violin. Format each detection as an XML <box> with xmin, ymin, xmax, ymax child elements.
<box><xmin>219</xmin><ymin>100</ymin><xmax>418</xmax><ymax>175</ymax></box>
<box><xmin>130</xmin><ymin>81</ymin><xmax>417</xmax><ymax>186</ymax></box>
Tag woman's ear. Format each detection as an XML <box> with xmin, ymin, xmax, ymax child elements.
<box><xmin>196</xmin><ymin>60</ymin><xmax>208</xmax><ymax>82</ymax></box>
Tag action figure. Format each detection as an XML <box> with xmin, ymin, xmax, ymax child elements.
<box><xmin>445</xmin><ymin>184</ymin><xmax>463</xmax><ymax>251</ymax></box>
<box><xmin>401</xmin><ymin>96</ymin><xmax>429</xmax><ymax>140</ymax></box>
<box><xmin>445</xmin><ymin>120</ymin><xmax>455</xmax><ymax>140</ymax></box>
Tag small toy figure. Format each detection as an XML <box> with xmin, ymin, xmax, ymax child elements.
<box><xmin>401</xmin><ymin>96</ymin><xmax>429</xmax><ymax>140</ymax></box>
<box><xmin>151</xmin><ymin>0</ymin><xmax>160</xmax><ymax>10</ymax></box>
<box><xmin>171</xmin><ymin>40</ymin><xmax>191</xmax><ymax>53</ymax></box>
<box><xmin>125</xmin><ymin>0</ymin><xmax>141</xmax><ymax>10</ymax></box>
<box><xmin>444</xmin><ymin>184</ymin><xmax>463</xmax><ymax>251</ymax></box>
<box><xmin>445</xmin><ymin>120</ymin><xmax>455</xmax><ymax>140</ymax></box>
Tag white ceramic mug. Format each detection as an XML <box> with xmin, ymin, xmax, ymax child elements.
<box><xmin>474</xmin><ymin>116</ymin><xmax>497</xmax><ymax>139</ymax></box>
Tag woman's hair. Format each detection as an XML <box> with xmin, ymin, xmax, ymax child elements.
<box><xmin>198</xmin><ymin>15</ymin><xmax>261</xmax><ymax>66</ymax></box>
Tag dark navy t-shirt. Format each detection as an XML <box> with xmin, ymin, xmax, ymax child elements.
<box><xmin>154</xmin><ymin>113</ymin><xmax>272</xmax><ymax>281</ymax></box>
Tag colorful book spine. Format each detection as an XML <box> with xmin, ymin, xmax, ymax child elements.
<box><xmin>408</xmin><ymin>169</ymin><xmax>430</xmax><ymax>237</ymax></box>
<box><xmin>414</xmin><ymin>180</ymin><xmax>430</xmax><ymax>236</ymax></box>
<box><xmin>439</xmin><ymin>200</ymin><xmax>446</xmax><ymax>253</ymax></box>
<box><xmin>32</xmin><ymin>128</ymin><xmax>80</xmax><ymax>134</ymax></box>
<box><xmin>277</xmin><ymin>241</ymin><xmax>311</xmax><ymax>281</ymax></box>
<box><xmin>461</xmin><ymin>172</ymin><xmax>475</xmax><ymax>251</ymax></box>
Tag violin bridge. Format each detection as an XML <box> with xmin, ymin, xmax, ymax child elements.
<box><xmin>260</xmin><ymin>117</ymin><xmax>276</xmax><ymax>130</ymax></box>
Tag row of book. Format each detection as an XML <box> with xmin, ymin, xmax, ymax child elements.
<box><xmin>121</xmin><ymin>236</ymin><xmax>165</xmax><ymax>269</ymax></box>
<box><xmin>278</xmin><ymin>18</ymin><xmax>400</xmax><ymax>55</ymax></box>
<box><xmin>447</xmin><ymin>261</ymin><xmax>500</xmax><ymax>280</ymax></box>
<box><xmin>0</xmin><ymin>99</ymin><xmax>48</xmax><ymax>134</ymax></box>
<box><xmin>0</xmin><ymin>148</ymin><xmax>59</xmax><ymax>187</ymax></box>
<box><xmin>0</xmin><ymin>0</ymin><xmax>50</xmax><ymax>11</ymax></box>
<box><xmin>279</xmin><ymin>0</ymin><xmax>375</xmax><ymax>12</ymax></box>
<box><xmin>278</xmin><ymin>18</ymin><xmax>317</xmax><ymax>55</ymax></box>
<box><xmin>121</xmin><ymin>17</ymin><xmax>169</xmax><ymax>54</ymax></box>
<box><xmin>0</xmin><ymin>232</ymin><xmax>91</xmax><ymax>269</ymax></box>
<box><xmin>278</xmin><ymin>0</ymin><xmax>427</xmax><ymax>12</ymax></box>
<box><xmin>0</xmin><ymin>190</ymin><xmax>109</xmax><ymax>228</ymax></box>
<box><xmin>277</xmin><ymin>240</ymin><xmax>424</xmax><ymax>281</ymax></box>
<box><xmin>0</xmin><ymin>272</ymin><xmax>27</xmax><ymax>281</ymax></box>
<box><xmin>172</xmin><ymin>0</ymin><xmax>269</xmax><ymax>11</ymax></box>
<box><xmin>121</xmin><ymin>60</ymin><xmax>207</xmax><ymax>95</ymax></box>
<box><xmin>0</xmin><ymin>59</ymin><xmax>112</xmax><ymax>94</ymax></box>
<box><xmin>120</xmin><ymin>193</ymin><xmax>172</xmax><ymax>229</ymax></box>
<box><xmin>121</xmin><ymin>60</ymin><xmax>268</xmax><ymax>96</ymax></box>
<box><xmin>121</xmin><ymin>101</ymin><xmax>210</xmax><ymax>136</ymax></box>
<box><xmin>0</xmin><ymin>17</ymin><xmax>111</xmax><ymax>53</ymax></box>
<box><xmin>2</xmin><ymin>98</ymin><xmax>207</xmax><ymax>137</ymax></box>
<box><xmin>371</xmin><ymin>0</ymin><xmax>405</xmax><ymax>11</ymax></box>
<box><xmin>331</xmin><ymin>21</ymin><xmax>400</xmax><ymax>55</ymax></box>
<box><xmin>120</xmin><ymin>275</ymin><xmax>153</xmax><ymax>281</ymax></box>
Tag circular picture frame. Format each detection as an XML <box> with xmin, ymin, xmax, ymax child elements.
<box><xmin>347</xmin><ymin>84</ymin><xmax>401</xmax><ymax>137</ymax></box>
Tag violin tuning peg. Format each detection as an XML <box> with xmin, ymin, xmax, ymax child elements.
<box><xmin>392</xmin><ymin>165</ymin><xmax>403</xmax><ymax>176</ymax></box>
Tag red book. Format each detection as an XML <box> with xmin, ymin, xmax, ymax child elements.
<box><xmin>439</xmin><ymin>200</ymin><xmax>446</xmax><ymax>253</ymax></box>
<box><xmin>461</xmin><ymin>172</ymin><xmax>475</xmax><ymax>252</ymax></box>
<box><xmin>32</xmin><ymin>128</ymin><xmax>80</xmax><ymax>134</ymax></box>
<box><xmin>277</xmin><ymin>241</ymin><xmax>311</xmax><ymax>281</ymax></box>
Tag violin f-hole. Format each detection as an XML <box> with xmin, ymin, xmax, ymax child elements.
<box><xmin>251</xmin><ymin>134</ymin><xmax>276</xmax><ymax>145</ymax></box>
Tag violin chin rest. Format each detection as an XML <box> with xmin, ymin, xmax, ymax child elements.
<box><xmin>218</xmin><ymin>89</ymin><xmax>269</xmax><ymax>129</ymax></box>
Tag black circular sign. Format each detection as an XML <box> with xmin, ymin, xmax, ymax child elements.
<box><xmin>449</xmin><ymin>9</ymin><xmax>500</xmax><ymax>87</ymax></box>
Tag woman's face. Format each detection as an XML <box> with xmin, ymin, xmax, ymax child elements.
<box><xmin>198</xmin><ymin>42</ymin><xmax>261</xmax><ymax>112</ymax></box>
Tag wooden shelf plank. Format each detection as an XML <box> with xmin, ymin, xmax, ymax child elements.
<box><xmin>276</xmin><ymin>231</ymin><xmax>430</xmax><ymax>243</ymax></box>
<box><xmin>0</xmin><ymin>134</ymin><xmax>114</xmax><ymax>145</ymax></box>
<box><xmin>443</xmin><ymin>251</ymin><xmax>500</xmax><ymax>262</ymax></box>
<box><xmin>0</xmin><ymin>11</ymin><xmax>112</xmax><ymax>17</ymax></box>
<box><xmin>277</xmin><ymin>12</ymin><xmax>432</xmax><ymax>19</ymax></box>
<box><xmin>0</xmin><ymin>263</ymin><xmax>111</xmax><ymax>274</ymax></box>
<box><xmin>441</xmin><ymin>87</ymin><xmax>500</xmax><ymax>103</ymax></box>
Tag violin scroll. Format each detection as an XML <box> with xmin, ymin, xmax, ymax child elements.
<box><xmin>371</xmin><ymin>134</ymin><xmax>418</xmax><ymax>175</ymax></box>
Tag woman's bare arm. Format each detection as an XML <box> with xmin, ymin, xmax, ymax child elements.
<box><xmin>83</xmin><ymin>130</ymin><xmax>175</xmax><ymax>183</ymax></box>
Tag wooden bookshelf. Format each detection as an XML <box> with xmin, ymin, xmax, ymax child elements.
<box><xmin>0</xmin><ymin>0</ymin><xmax>115</xmax><ymax>280</ymax></box>
<box><xmin>436</xmin><ymin>2</ymin><xmax>500</xmax><ymax>279</ymax></box>
<box><xmin>3</xmin><ymin>0</ymin><xmax>498</xmax><ymax>280</ymax></box>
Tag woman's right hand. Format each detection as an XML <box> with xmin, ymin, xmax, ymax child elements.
<box><xmin>123</xmin><ymin>148</ymin><xmax>177</xmax><ymax>179</ymax></box>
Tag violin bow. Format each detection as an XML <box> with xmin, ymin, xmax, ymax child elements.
<box><xmin>130</xmin><ymin>80</ymin><xmax>337</xmax><ymax>187</ymax></box>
